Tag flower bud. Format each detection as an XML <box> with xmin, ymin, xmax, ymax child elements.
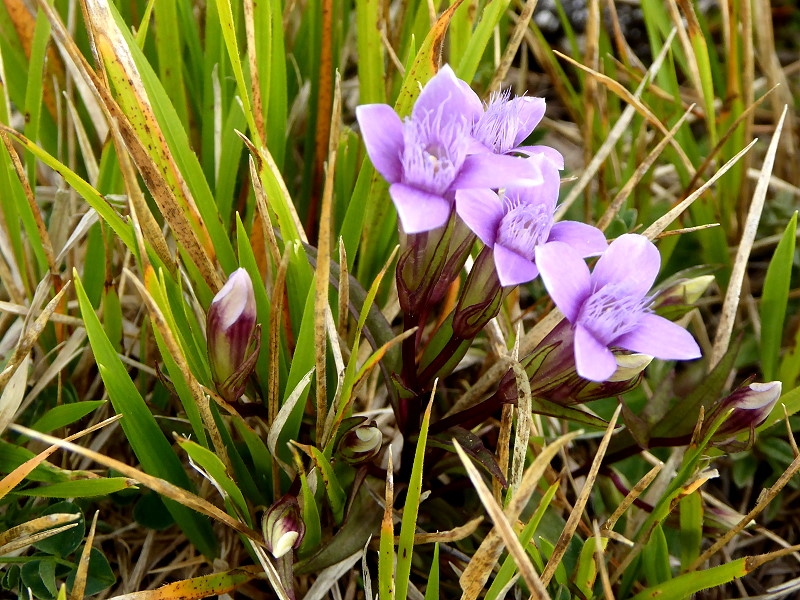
<box><xmin>337</xmin><ymin>420</ymin><xmax>383</xmax><ymax>465</ymax></box>
<box><xmin>207</xmin><ymin>268</ymin><xmax>260</xmax><ymax>402</ymax></box>
<box><xmin>606</xmin><ymin>354</ymin><xmax>653</xmax><ymax>382</ymax></box>
<box><xmin>262</xmin><ymin>495</ymin><xmax>305</xmax><ymax>558</ymax></box>
<box><xmin>705</xmin><ymin>381</ymin><xmax>781</xmax><ymax>449</ymax></box>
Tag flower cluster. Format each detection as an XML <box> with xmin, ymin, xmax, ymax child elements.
<box><xmin>356</xmin><ymin>65</ymin><xmax>705</xmax><ymax>388</ymax></box>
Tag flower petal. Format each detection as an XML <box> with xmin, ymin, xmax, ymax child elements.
<box><xmin>355</xmin><ymin>104</ymin><xmax>404</xmax><ymax>183</ymax></box>
<box><xmin>517</xmin><ymin>145</ymin><xmax>565</xmax><ymax>169</ymax></box>
<box><xmin>455</xmin><ymin>189</ymin><xmax>503</xmax><ymax>246</ymax></box>
<box><xmin>494</xmin><ymin>243</ymin><xmax>539</xmax><ymax>286</ymax></box>
<box><xmin>505</xmin><ymin>158</ymin><xmax>561</xmax><ymax>213</ymax></box>
<box><xmin>535</xmin><ymin>241</ymin><xmax>591</xmax><ymax>322</ymax></box>
<box><xmin>615</xmin><ymin>313</ymin><xmax>701</xmax><ymax>360</ymax></box>
<box><xmin>452</xmin><ymin>153</ymin><xmax>543</xmax><ymax>190</ymax></box>
<box><xmin>389</xmin><ymin>183</ymin><xmax>452</xmax><ymax>233</ymax></box>
<box><xmin>575</xmin><ymin>323</ymin><xmax>618</xmax><ymax>382</ymax></box>
<box><xmin>592</xmin><ymin>233</ymin><xmax>660</xmax><ymax>296</ymax></box>
<box><xmin>512</xmin><ymin>96</ymin><xmax>546</xmax><ymax>145</ymax></box>
<box><xmin>548</xmin><ymin>221</ymin><xmax>608</xmax><ymax>257</ymax></box>
<box><xmin>413</xmin><ymin>64</ymin><xmax>483</xmax><ymax>124</ymax></box>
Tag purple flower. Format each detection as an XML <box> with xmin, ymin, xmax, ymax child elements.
<box><xmin>472</xmin><ymin>90</ymin><xmax>563</xmax><ymax>166</ymax></box>
<box><xmin>456</xmin><ymin>158</ymin><xmax>607</xmax><ymax>286</ymax></box>
<box><xmin>207</xmin><ymin>268</ymin><xmax>260</xmax><ymax>402</ymax></box>
<box><xmin>356</xmin><ymin>65</ymin><xmax>545</xmax><ymax>234</ymax></box>
<box><xmin>536</xmin><ymin>234</ymin><xmax>702</xmax><ymax>382</ymax></box>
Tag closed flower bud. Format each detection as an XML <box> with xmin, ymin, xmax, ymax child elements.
<box><xmin>207</xmin><ymin>268</ymin><xmax>260</xmax><ymax>402</ymax></box>
<box><xmin>607</xmin><ymin>354</ymin><xmax>653</xmax><ymax>382</ymax></box>
<box><xmin>262</xmin><ymin>495</ymin><xmax>305</xmax><ymax>558</ymax></box>
<box><xmin>338</xmin><ymin>420</ymin><xmax>383</xmax><ymax>465</ymax></box>
<box><xmin>705</xmin><ymin>381</ymin><xmax>781</xmax><ymax>449</ymax></box>
<box><xmin>653</xmin><ymin>274</ymin><xmax>715</xmax><ymax>308</ymax></box>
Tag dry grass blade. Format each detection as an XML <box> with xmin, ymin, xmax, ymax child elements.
<box><xmin>540</xmin><ymin>405</ymin><xmax>621</xmax><ymax>586</ymax></box>
<box><xmin>268</xmin><ymin>249</ymin><xmax>292</xmax><ymax>427</ymax></box>
<box><xmin>0</xmin><ymin>131</ymin><xmax>60</xmax><ymax>282</ymax></box>
<box><xmin>398</xmin><ymin>516</ymin><xmax>484</xmax><ymax>545</ymax></box>
<box><xmin>597</xmin><ymin>104</ymin><xmax>695</xmax><ymax>231</ymax></box>
<box><xmin>510</xmin><ymin>361</ymin><xmax>533</xmax><ymax>494</ymax></box>
<box><xmin>459</xmin><ymin>430</ymin><xmax>580</xmax><ymax>599</ymax></box>
<box><xmin>453</xmin><ymin>440</ymin><xmax>551</xmax><ymax>600</ymax></box>
<box><xmin>643</xmin><ymin>138</ymin><xmax>758</xmax><ymax>240</ymax></box>
<box><xmin>0</xmin><ymin>281</ymin><xmax>70</xmax><ymax>391</ymax></box>
<box><xmin>107</xmin><ymin>565</ymin><xmax>266</xmax><ymax>600</ymax></box>
<box><xmin>486</xmin><ymin>0</ymin><xmax>538</xmax><ymax>94</ymax></box>
<box><xmin>9</xmin><ymin>423</ymin><xmax>265</xmax><ymax>547</ymax></box>
<box><xmin>710</xmin><ymin>106</ymin><xmax>788</xmax><ymax>369</ymax></box>
<box><xmin>314</xmin><ymin>72</ymin><xmax>342</xmax><ymax>443</ymax></box>
<box><xmin>0</xmin><ymin>354</ymin><xmax>29</xmax><ymax>436</ymax></box>
<box><xmin>601</xmin><ymin>463</ymin><xmax>662</xmax><ymax>533</ymax></box>
<box><xmin>593</xmin><ymin>521</ymin><xmax>614</xmax><ymax>600</ymax></box>
<box><xmin>553</xmin><ymin>28</ymin><xmax>691</xmax><ymax>219</ymax></box>
<box><xmin>337</xmin><ymin>238</ymin><xmax>350</xmax><ymax>338</ymax></box>
<box><xmin>0</xmin><ymin>415</ymin><xmax>121</xmax><ymax>500</ymax></box>
<box><xmin>690</xmin><ymin>436</ymin><xmax>800</xmax><ymax>570</ymax></box>
<box><xmin>0</xmin><ymin>514</ymin><xmax>81</xmax><ymax>555</ymax></box>
<box><xmin>75</xmin><ymin>0</ymin><xmax>221</xmax><ymax>291</ymax></box>
<box><xmin>70</xmin><ymin>511</ymin><xmax>99</xmax><ymax>600</ymax></box>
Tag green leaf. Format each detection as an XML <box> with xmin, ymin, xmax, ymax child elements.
<box><xmin>679</xmin><ymin>490</ymin><xmax>703</xmax><ymax>570</ymax></box>
<box><xmin>33</xmin><ymin>501</ymin><xmax>85</xmax><ymax>556</ymax></box>
<box><xmin>306</xmin><ymin>446</ymin><xmax>346</xmax><ymax>524</ymax></box>
<box><xmin>761</xmin><ymin>212</ymin><xmax>797</xmax><ymax>381</ymax></box>
<box><xmin>424</xmin><ymin>543</ymin><xmax>440</xmax><ymax>600</ymax></box>
<box><xmin>179</xmin><ymin>438</ymin><xmax>250</xmax><ymax>524</ymax></box>
<box><xmin>395</xmin><ymin>400</ymin><xmax>434</xmax><ymax>600</ymax></box>
<box><xmin>642</xmin><ymin>523</ymin><xmax>671</xmax><ymax>586</ymax></box>
<box><xmin>74</xmin><ymin>271</ymin><xmax>218</xmax><ymax>558</ymax></box>
<box><xmin>29</xmin><ymin>401</ymin><xmax>106</xmax><ymax>434</ymax></box>
<box><xmin>631</xmin><ymin>557</ymin><xmax>748</xmax><ymax>600</ymax></box>
<box><xmin>19</xmin><ymin>478</ymin><xmax>136</xmax><ymax>498</ymax></box>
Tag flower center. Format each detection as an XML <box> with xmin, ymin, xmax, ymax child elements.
<box><xmin>578</xmin><ymin>283</ymin><xmax>650</xmax><ymax>345</ymax></box>
<box><xmin>401</xmin><ymin>110</ymin><xmax>468</xmax><ymax>195</ymax></box>
<box><xmin>496</xmin><ymin>202</ymin><xmax>552</xmax><ymax>260</ymax></box>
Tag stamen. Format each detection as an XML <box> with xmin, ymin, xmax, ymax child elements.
<box><xmin>578</xmin><ymin>283</ymin><xmax>651</xmax><ymax>344</ymax></box>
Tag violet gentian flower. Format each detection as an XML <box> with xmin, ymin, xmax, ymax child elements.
<box><xmin>356</xmin><ymin>65</ymin><xmax>545</xmax><ymax>234</ymax></box>
<box><xmin>207</xmin><ymin>268</ymin><xmax>260</xmax><ymax>402</ymax></box>
<box><xmin>472</xmin><ymin>90</ymin><xmax>564</xmax><ymax>166</ymax></box>
<box><xmin>536</xmin><ymin>234</ymin><xmax>701</xmax><ymax>382</ymax></box>
<box><xmin>456</xmin><ymin>158</ymin><xmax>607</xmax><ymax>286</ymax></box>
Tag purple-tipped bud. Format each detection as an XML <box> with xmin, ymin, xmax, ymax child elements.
<box><xmin>262</xmin><ymin>495</ymin><xmax>305</xmax><ymax>558</ymax></box>
<box><xmin>338</xmin><ymin>420</ymin><xmax>383</xmax><ymax>465</ymax></box>
<box><xmin>207</xmin><ymin>268</ymin><xmax>260</xmax><ymax>402</ymax></box>
<box><xmin>705</xmin><ymin>381</ymin><xmax>781</xmax><ymax>449</ymax></box>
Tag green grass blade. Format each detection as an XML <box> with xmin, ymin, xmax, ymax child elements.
<box><xmin>631</xmin><ymin>558</ymin><xmax>748</xmax><ymax>600</ymax></box>
<box><xmin>73</xmin><ymin>271</ymin><xmax>218</xmax><ymax>558</ymax></box>
<box><xmin>423</xmin><ymin>543</ymin><xmax>440</xmax><ymax>600</ymax></box>
<box><xmin>395</xmin><ymin>398</ymin><xmax>434</xmax><ymax>600</ymax></box>
<box><xmin>19</xmin><ymin>478</ymin><xmax>136</xmax><ymax>498</ymax></box>
<box><xmin>356</xmin><ymin>0</ymin><xmax>386</xmax><ymax>105</ymax></box>
<box><xmin>761</xmin><ymin>211</ymin><xmax>797</xmax><ymax>381</ymax></box>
